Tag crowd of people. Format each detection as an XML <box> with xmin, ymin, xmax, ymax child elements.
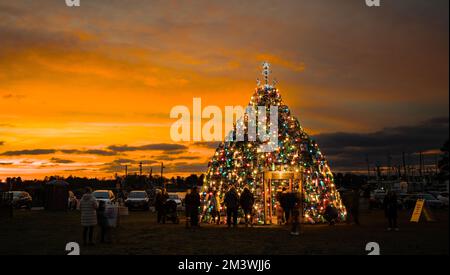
<box><xmin>78</xmin><ymin>185</ymin><xmax>401</xmax><ymax>244</ymax></box>
<box><xmin>179</xmin><ymin>185</ymin><xmax>302</xmax><ymax>235</ymax></box>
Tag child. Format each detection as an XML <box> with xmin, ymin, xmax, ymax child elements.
<box><xmin>276</xmin><ymin>201</ymin><xmax>284</xmax><ymax>225</ymax></box>
<box><xmin>210</xmin><ymin>191</ymin><xmax>221</xmax><ymax>225</ymax></box>
<box><xmin>97</xmin><ymin>201</ymin><xmax>110</xmax><ymax>243</ymax></box>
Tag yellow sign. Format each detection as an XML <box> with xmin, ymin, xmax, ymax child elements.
<box><xmin>410</xmin><ymin>199</ymin><xmax>424</xmax><ymax>222</ymax></box>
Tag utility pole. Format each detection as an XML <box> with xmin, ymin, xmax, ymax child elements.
<box><xmin>419</xmin><ymin>152</ymin><xmax>423</xmax><ymax>178</ymax></box>
<box><xmin>139</xmin><ymin>162</ymin><xmax>143</xmax><ymax>176</ymax></box>
<box><xmin>125</xmin><ymin>165</ymin><xmax>128</xmax><ymax>177</ymax></box>
<box><xmin>419</xmin><ymin>151</ymin><xmax>423</xmax><ymax>191</ymax></box>
<box><xmin>365</xmin><ymin>154</ymin><xmax>370</xmax><ymax>179</ymax></box>
<box><xmin>160</xmin><ymin>162</ymin><xmax>165</xmax><ymax>188</ymax></box>
<box><xmin>387</xmin><ymin>153</ymin><xmax>392</xmax><ymax>181</ymax></box>
<box><xmin>435</xmin><ymin>155</ymin><xmax>439</xmax><ymax>175</ymax></box>
<box><xmin>402</xmin><ymin>152</ymin><xmax>407</xmax><ymax>182</ymax></box>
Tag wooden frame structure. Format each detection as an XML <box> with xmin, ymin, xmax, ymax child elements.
<box><xmin>262</xmin><ymin>170</ymin><xmax>303</xmax><ymax>225</ymax></box>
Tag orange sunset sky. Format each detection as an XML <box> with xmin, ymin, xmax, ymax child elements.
<box><xmin>0</xmin><ymin>0</ymin><xmax>448</xmax><ymax>180</ymax></box>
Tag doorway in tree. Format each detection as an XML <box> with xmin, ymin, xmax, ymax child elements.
<box><xmin>262</xmin><ymin>170</ymin><xmax>303</xmax><ymax>225</ymax></box>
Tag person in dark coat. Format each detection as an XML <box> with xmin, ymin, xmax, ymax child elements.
<box><xmin>155</xmin><ymin>188</ymin><xmax>169</xmax><ymax>224</ymax></box>
<box><xmin>240</xmin><ymin>187</ymin><xmax>254</xmax><ymax>226</ymax></box>
<box><xmin>284</xmin><ymin>191</ymin><xmax>299</xmax><ymax>225</ymax></box>
<box><xmin>350</xmin><ymin>188</ymin><xmax>360</xmax><ymax>225</ymax></box>
<box><xmin>383</xmin><ymin>191</ymin><xmax>399</xmax><ymax>231</ymax></box>
<box><xmin>184</xmin><ymin>189</ymin><xmax>192</xmax><ymax>228</ymax></box>
<box><xmin>224</xmin><ymin>186</ymin><xmax>240</xmax><ymax>228</ymax></box>
<box><xmin>188</xmin><ymin>187</ymin><xmax>201</xmax><ymax>227</ymax></box>
<box><xmin>345</xmin><ymin>188</ymin><xmax>360</xmax><ymax>225</ymax></box>
<box><xmin>279</xmin><ymin>187</ymin><xmax>291</xmax><ymax>224</ymax></box>
<box><xmin>324</xmin><ymin>203</ymin><xmax>339</xmax><ymax>226</ymax></box>
<box><xmin>289</xmin><ymin>192</ymin><xmax>301</xmax><ymax>235</ymax></box>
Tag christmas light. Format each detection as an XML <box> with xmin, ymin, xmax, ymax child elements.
<box><xmin>201</xmin><ymin>63</ymin><xmax>346</xmax><ymax>224</ymax></box>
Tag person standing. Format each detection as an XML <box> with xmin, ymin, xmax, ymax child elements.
<box><xmin>189</xmin><ymin>187</ymin><xmax>201</xmax><ymax>227</ymax></box>
<box><xmin>80</xmin><ymin>187</ymin><xmax>98</xmax><ymax>246</ymax></box>
<box><xmin>184</xmin><ymin>189</ymin><xmax>192</xmax><ymax>228</ymax></box>
<box><xmin>210</xmin><ymin>191</ymin><xmax>221</xmax><ymax>224</ymax></box>
<box><xmin>290</xmin><ymin>192</ymin><xmax>301</xmax><ymax>235</ymax></box>
<box><xmin>351</xmin><ymin>188</ymin><xmax>361</xmax><ymax>225</ymax></box>
<box><xmin>383</xmin><ymin>190</ymin><xmax>399</xmax><ymax>231</ymax></box>
<box><xmin>280</xmin><ymin>187</ymin><xmax>291</xmax><ymax>224</ymax></box>
<box><xmin>240</xmin><ymin>187</ymin><xmax>254</xmax><ymax>227</ymax></box>
<box><xmin>155</xmin><ymin>188</ymin><xmax>168</xmax><ymax>224</ymax></box>
<box><xmin>224</xmin><ymin>185</ymin><xmax>240</xmax><ymax>228</ymax></box>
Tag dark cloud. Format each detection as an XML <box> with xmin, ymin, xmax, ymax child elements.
<box><xmin>61</xmin><ymin>149</ymin><xmax>117</xmax><ymax>156</ymax></box>
<box><xmin>0</xmin><ymin>143</ymin><xmax>188</xmax><ymax>157</ymax></box>
<box><xmin>2</xmin><ymin>93</ymin><xmax>25</xmax><ymax>100</ymax></box>
<box><xmin>109</xmin><ymin>158</ymin><xmax>158</xmax><ymax>165</ymax></box>
<box><xmin>165</xmin><ymin>162</ymin><xmax>208</xmax><ymax>173</ymax></box>
<box><xmin>107</xmin><ymin>143</ymin><xmax>188</xmax><ymax>153</ymax></box>
<box><xmin>193</xmin><ymin>141</ymin><xmax>220</xmax><ymax>149</ymax></box>
<box><xmin>101</xmin><ymin>158</ymin><xmax>159</xmax><ymax>173</ymax></box>
<box><xmin>110</xmin><ymin>158</ymin><xmax>138</xmax><ymax>165</ymax></box>
<box><xmin>59</xmin><ymin>149</ymin><xmax>82</xmax><ymax>154</ymax></box>
<box><xmin>0</xmin><ymin>141</ymin><xmax>4</xmax><ymax>146</ymax></box>
<box><xmin>0</xmin><ymin>162</ymin><xmax>13</xmax><ymax>166</ymax></box>
<box><xmin>1</xmin><ymin>149</ymin><xmax>57</xmax><ymax>156</ymax></box>
<box><xmin>83</xmin><ymin>149</ymin><xmax>117</xmax><ymax>156</ymax></box>
<box><xmin>63</xmin><ymin>168</ymin><xmax>89</xmax><ymax>172</ymax></box>
<box><xmin>314</xmin><ymin>117</ymin><xmax>449</xmax><ymax>171</ymax></box>
<box><xmin>1</xmin><ymin>148</ymin><xmax>117</xmax><ymax>156</ymax></box>
<box><xmin>50</xmin><ymin>157</ymin><xmax>74</xmax><ymax>164</ymax></box>
<box><xmin>154</xmin><ymin>155</ymin><xmax>201</xmax><ymax>161</ymax></box>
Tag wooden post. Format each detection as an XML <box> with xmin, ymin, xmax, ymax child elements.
<box><xmin>268</xmin><ymin>179</ymin><xmax>272</xmax><ymax>224</ymax></box>
<box><xmin>264</xmin><ymin>178</ymin><xmax>268</xmax><ymax>225</ymax></box>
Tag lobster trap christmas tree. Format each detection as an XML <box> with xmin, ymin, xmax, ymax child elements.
<box><xmin>201</xmin><ymin>62</ymin><xmax>346</xmax><ymax>224</ymax></box>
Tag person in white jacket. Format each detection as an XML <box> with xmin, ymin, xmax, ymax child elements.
<box><xmin>80</xmin><ymin>187</ymin><xmax>98</xmax><ymax>245</ymax></box>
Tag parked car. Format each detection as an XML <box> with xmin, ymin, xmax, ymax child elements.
<box><xmin>68</xmin><ymin>191</ymin><xmax>78</xmax><ymax>210</ymax></box>
<box><xmin>167</xmin><ymin>193</ymin><xmax>182</xmax><ymax>210</ymax></box>
<box><xmin>125</xmin><ymin>190</ymin><xmax>150</xmax><ymax>210</ymax></box>
<box><xmin>8</xmin><ymin>191</ymin><xmax>32</xmax><ymax>209</ymax></box>
<box><xmin>92</xmin><ymin>190</ymin><xmax>116</xmax><ymax>205</ymax></box>
<box><xmin>403</xmin><ymin>193</ymin><xmax>444</xmax><ymax>209</ymax></box>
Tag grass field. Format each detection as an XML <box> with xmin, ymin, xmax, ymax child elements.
<box><xmin>0</xmin><ymin>206</ymin><xmax>448</xmax><ymax>255</ymax></box>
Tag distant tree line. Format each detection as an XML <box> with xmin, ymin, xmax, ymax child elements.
<box><xmin>0</xmin><ymin>174</ymin><xmax>205</xmax><ymax>193</ymax></box>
